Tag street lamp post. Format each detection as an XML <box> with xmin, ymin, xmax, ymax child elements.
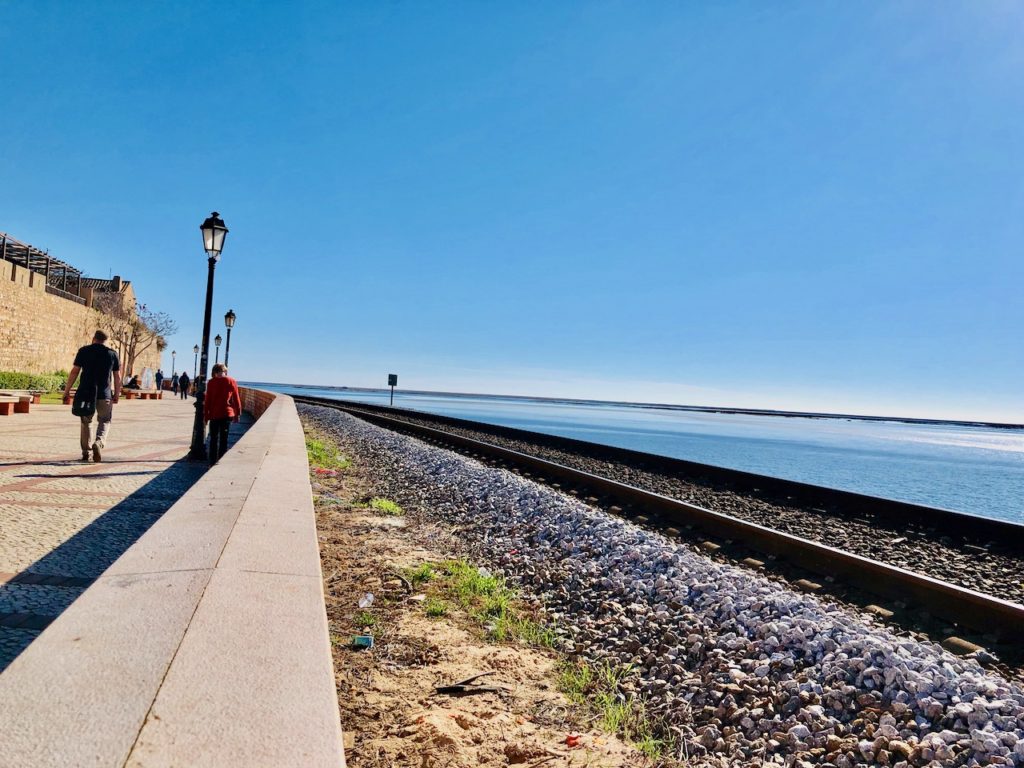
<box><xmin>193</xmin><ymin>344</ymin><xmax>199</xmax><ymax>377</ymax></box>
<box><xmin>214</xmin><ymin>334</ymin><xmax>222</xmax><ymax>365</ymax></box>
<box><xmin>224</xmin><ymin>309</ymin><xmax>236</xmax><ymax>368</ymax></box>
<box><xmin>171</xmin><ymin>350</ymin><xmax>176</xmax><ymax>376</ymax></box>
<box><xmin>189</xmin><ymin>212</ymin><xmax>229</xmax><ymax>461</ymax></box>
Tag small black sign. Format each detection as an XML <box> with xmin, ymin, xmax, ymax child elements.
<box><xmin>388</xmin><ymin>374</ymin><xmax>398</xmax><ymax>387</ymax></box>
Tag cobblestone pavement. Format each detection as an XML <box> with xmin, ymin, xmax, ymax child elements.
<box><xmin>0</xmin><ymin>396</ymin><xmax>251</xmax><ymax>670</ymax></box>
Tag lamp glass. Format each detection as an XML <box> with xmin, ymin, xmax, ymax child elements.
<box><xmin>225</xmin><ymin>309</ymin><xmax>236</xmax><ymax>328</ymax></box>
<box><xmin>200</xmin><ymin>212</ymin><xmax>229</xmax><ymax>258</ymax></box>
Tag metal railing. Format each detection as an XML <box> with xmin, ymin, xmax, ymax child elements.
<box><xmin>1</xmin><ymin>231</ymin><xmax>85</xmax><ymax>304</ymax></box>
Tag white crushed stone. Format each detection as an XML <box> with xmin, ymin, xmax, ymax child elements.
<box><xmin>303</xmin><ymin>405</ymin><xmax>1024</xmax><ymax>767</ymax></box>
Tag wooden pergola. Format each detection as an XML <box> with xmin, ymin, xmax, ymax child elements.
<box><xmin>0</xmin><ymin>231</ymin><xmax>85</xmax><ymax>304</ymax></box>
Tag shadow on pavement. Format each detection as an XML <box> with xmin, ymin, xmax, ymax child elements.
<box><xmin>9</xmin><ymin>469</ymin><xmax>175</xmax><ymax>479</ymax></box>
<box><xmin>0</xmin><ymin>417</ymin><xmax>252</xmax><ymax>672</ymax></box>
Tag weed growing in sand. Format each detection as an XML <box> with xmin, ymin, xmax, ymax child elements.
<box><xmin>424</xmin><ymin>597</ymin><xmax>450</xmax><ymax>617</ymax></box>
<box><xmin>369</xmin><ymin>497</ymin><xmax>403</xmax><ymax>516</ymax></box>
<box><xmin>441</xmin><ymin>559</ymin><xmax>506</xmax><ymax>609</ymax></box>
<box><xmin>409</xmin><ymin>559</ymin><xmax>556</xmax><ymax>648</ymax></box>
<box><xmin>405</xmin><ymin>562</ymin><xmax>436</xmax><ymax>588</ymax></box>
<box><xmin>304</xmin><ymin>433</ymin><xmax>350</xmax><ymax>471</ymax></box>
<box><xmin>558</xmin><ymin>660</ymin><xmax>595</xmax><ymax>705</ymax></box>
<box><xmin>558</xmin><ymin>660</ymin><xmax>671</xmax><ymax>760</ymax></box>
<box><xmin>492</xmin><ymin>614</ymin><xmax>556</xmax><ymax>648</ymax></box>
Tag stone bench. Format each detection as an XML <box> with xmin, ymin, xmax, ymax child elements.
<box><xmin>122</xmin><ymin>389</ymin><xmax>162</xmax><ymax>400</ymax></box>
<box><xmin>0</xmin><ymin>394</ymin><xmax>32</xmax><ymax>415</ymax></box>
<box><xmin>0</xmin><ymin>389</ymin><xmax>42</xmax><ymax>404</ymax></box>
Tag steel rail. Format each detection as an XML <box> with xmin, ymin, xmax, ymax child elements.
<box><xmin>295</xmin><ymin>396</ymin><xmax>1024</xmax><ymax>548</ymax></box>
<box><xmin>297</xmin><ymin>395</ymin><xmax>1024</xmax><ymax>642</ymax></box>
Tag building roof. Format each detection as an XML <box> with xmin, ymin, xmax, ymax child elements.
<box><xmin>0</xmin><ymin>231</ymin><xmax>83</xmax><ymax>286</ymax></box>
<box><xmin>2</xmin><ymin>231</ymin><xmax>136</xmax><ymax>307</ymax></box>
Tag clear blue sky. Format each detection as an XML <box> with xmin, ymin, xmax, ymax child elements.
<box><xmin>2</xmin><ymin>2</ymin><xmax>1021</xmax><ymax>421</ymax></box>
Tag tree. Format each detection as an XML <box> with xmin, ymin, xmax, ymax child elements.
<box><xmin>93</xmin><ymin>296</ymin><xmax>177</xmax><ymax>375</ymax></box>
<box><xmin>128</xmin><ymin>304</ymin><xmax>177</xmax><ymax>374</ymax></box>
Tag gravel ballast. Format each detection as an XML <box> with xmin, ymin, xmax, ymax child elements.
<box><xmin>323</xmin><ymin>403</ymin><xmax>1024</xmax><ymax>606</ymax></box>
<box><xmin>302</xmin><ymin>404</ymin><xmax>1024</xmax><ymax>767</ymax></box>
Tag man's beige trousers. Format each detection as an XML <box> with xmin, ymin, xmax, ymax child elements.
<box><xmin>80</xmin><ymin>399</ymin><xmax>113</xmax><ymax>452</ymax></box>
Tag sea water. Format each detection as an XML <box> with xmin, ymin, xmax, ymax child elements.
<box><xmin>261</xmin><ymin>384</ymin><xmax>1024</xmax><ymax>525</ymax></box>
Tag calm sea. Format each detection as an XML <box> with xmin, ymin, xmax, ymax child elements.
<box><xmin>261</xmin><ymin>384</ymin><xmax>1024</xmax><ymax>526</ymax></box>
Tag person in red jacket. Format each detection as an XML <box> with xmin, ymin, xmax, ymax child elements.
<box><xmin>203</xmin><ymin>363</ymin><xmax>242</xmax><ymax>466</ymax></box>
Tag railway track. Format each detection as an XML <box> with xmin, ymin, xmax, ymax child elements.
<box><xmin>294</xmin><ymin>395</ymin><xmax>1024</xmax><ymax>652</ymax></box>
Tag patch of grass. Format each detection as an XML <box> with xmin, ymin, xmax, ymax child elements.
<box><xmin>632</xmin><ymin>729</ymin><xmax>669</xmax><ymax>761</ymax></box>
<box><xmin>354</xmin><ymin>611</ymin><xmax>376</xmax><ymax>628</ymax></box>
<box><xmin>369</xmin><ymin>497</ymin><xmax>403</xmax><ymax>516</ymax></box>
<box><xmin>557</xmin><ymin>660</ymin><xmax>672</xmax><ymax>760</ymax></box>
<box><xmin>38</xmin><ymin>392</ymin><xmax>66</xmax><ymax>405</ymax></box>
<box><xmin>304</xmin><ymin>433</ymin><xmax>350</xmax><ymax>471</ymax></box>
<box><xmin>491</xmin><ymin>614</ymin><xmax>556</xmax><ymax>647</ymax></box>
<box><xmin>439</xmin><ymin>559</ymin><xmax>505</xmax><ymax>606</ymax></box>
<box><xmin>408</xmin><ymin>559</ymin><xmax>555</xmax><ymax>648</ymax></box>
<box><xmin>424</xmin><ymin>597</ymin><xmax>449</xmax><ymax>617</ymax></box>
<box><xmin>404</xmin><ymin>562</ymin><xmax>436</xmax><ymax>588</ymax></box>
<box><xmin>558</xmin><ymin>660</ymin><xmax>595</xmax><ymax>705</ymax></box>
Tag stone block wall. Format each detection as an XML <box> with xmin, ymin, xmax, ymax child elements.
<box><xmin>239</xmin><ymin>387</ymin><xmax>277</xmax><ymax>420</ymax></box>
<box><xmin>0</xmin><ymin>260</ymin><xmax>162</xmax><ymax>376</ymax></box>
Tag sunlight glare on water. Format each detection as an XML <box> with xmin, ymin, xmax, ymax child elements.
<box><xmin>268</xmin><ymin>385</ymin><xmax>1024</xmax><ymax>525</ymax></box>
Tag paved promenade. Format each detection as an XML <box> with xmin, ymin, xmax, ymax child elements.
<box><xmin>0</xmin><ymin>395</ymin><xmax>249</xmax><ymax>669</ymax></box>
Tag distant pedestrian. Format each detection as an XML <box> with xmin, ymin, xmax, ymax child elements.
<box><xmin>204</xmin><ymin>364</ymin><xmax>241</xmax><ymax>465</ymax></box>
<box><xmin>171</xmin><ymin>373</ymin><xmax>179</xmax><ymax>395</ymax></box>
<box><xmin>63</xmin><ymin>329</ymin><xmax>121</xmax><ymax>462</ymax></box>
<box><xmin>178</xmin><ymin>371</ymin><xmax>190</xmax><ymax>399</ymax></box>
<box><xmin>155</xmin><ymin>369</ymin><xmax>164</xmax><ymax>391</ymax></box>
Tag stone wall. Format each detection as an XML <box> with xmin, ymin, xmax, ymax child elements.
<box><xmin>0</xmin><ymin>261</ymin><xmax>162</xmax><ymax>377</ymax></box>
<box><xmin>240</xmin><ymin>386</ymin><xmax>277</xmax><ymax>420</ymax></box>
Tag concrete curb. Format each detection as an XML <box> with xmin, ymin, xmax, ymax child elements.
<box><xmin>0</xmin><ymin>390</ymin><xmax>345</xmax><ymax>767</ymax></box>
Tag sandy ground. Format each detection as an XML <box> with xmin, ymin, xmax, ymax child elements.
<box><xmin>309</xmin><ymin>427</ymin><xmax>652</xmax><ymax>768</ymax></box>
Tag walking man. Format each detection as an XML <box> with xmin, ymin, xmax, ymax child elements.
<box><xmin>155</xmin><ymin>369</ymin><xmax>164</xmax><ymax>392</ymax></box>
<box><xmin>171</xmin><ymin>372</ymin><xmax>179</xmax><ymax>395</ymax></box>
<box><xmin>203</xmin><ymin>364</ymin><xmax>242</xmax><ymax>465</ymax></box>
<box><xmin>178</xmin><ymin>371</ymin><xmax>190</xmax><ymax>400</ymax></box>
<box><xmin>63</xmin><ymin>329</ymin><xmax>121</xmax><ymax>462</ymax></box>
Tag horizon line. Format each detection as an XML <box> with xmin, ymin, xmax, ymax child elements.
<box><xmin>241</xmin><ymin>380</ymin><xmax>1024</xmax><ymax>431</ymax></box>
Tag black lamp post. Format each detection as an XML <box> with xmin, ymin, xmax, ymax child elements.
<box><xmin>171</xmin><ymin>350</ymin><xmax>176</xmax><ymax>376</ymax></box>
<box><xmin>189</xmin><ymin>211</ymin><xmax>229</xmax><ymax>461</ymax></box>
<box><xmin>214</xmin><ymin>334</ymin><xmax>222</xmax><ymax>365</ymax></box>
<box><xmin>193</xmin><ymin>344</ymin><xmax>199</xmax><ymax>377</ymax></box>
<box><xmin>224</xmin><ymin>309</ymin><xmax>236</xmax><ymax>368</ymax></box>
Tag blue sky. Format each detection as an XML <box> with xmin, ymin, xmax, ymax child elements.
<box><xmin>1</xmin><ymin>2</ymin><xmax>1022</xmax><ymax>421</ymax></box>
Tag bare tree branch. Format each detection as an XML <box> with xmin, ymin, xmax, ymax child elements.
<box><xmin>92</xmin><ymin>296</ymin><xmax>178</xmax><ymax>374</ymax></box>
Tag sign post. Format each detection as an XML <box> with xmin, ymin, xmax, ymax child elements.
<box><xmin>388</xmin><ymin>373</ymin><xmax>398</xmax><ymax>406</ymax></box>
